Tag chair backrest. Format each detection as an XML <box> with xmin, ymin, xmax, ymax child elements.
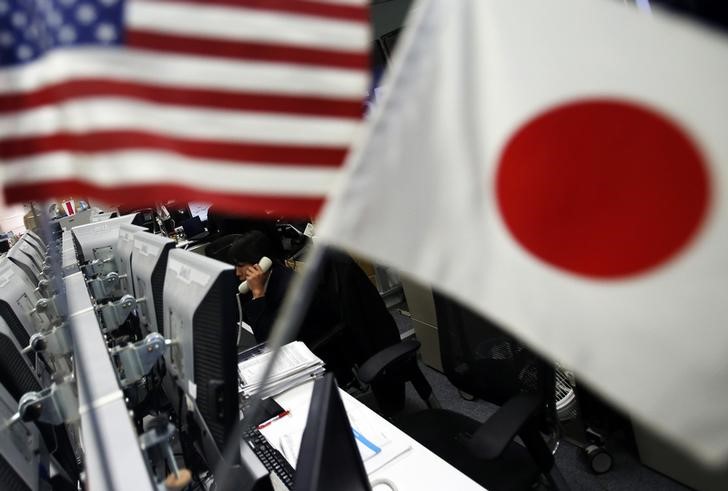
<box><xmin>317</xmin><ymin>251</ymin><xmax>400</xmax><ymax>364</ymax></box>
<box><xmin>433</xmin><ymin>292</ymin><xmax>557</xmax><ymax>430</ymax></box>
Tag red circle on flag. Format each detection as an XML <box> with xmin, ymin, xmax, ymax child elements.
<box><xmin>495</xmin><ymin>99</ymin><xmax>710</xmax><ymax>279</ymax></box>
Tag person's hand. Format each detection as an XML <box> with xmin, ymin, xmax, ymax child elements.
<box><xmin>244</xmin><ymin>264</ymin><xmax>267</xmax><ymax>299</ymax></box>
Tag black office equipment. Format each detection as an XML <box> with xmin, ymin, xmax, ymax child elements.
<box><xmin>358</xmin><ymin>293</ymin><xmax>569</xmax><ymax>491</ymax></box>
<box><xmin>180</xmin><ymin>216</ymin><xmax>208</xmax><ymax>241</ymax></box>
<box><xmin>243</xmin><ymin>427</ymin><xmax>295</xmax><ymax>490</ymax></box>
<box><xmin>131</xmin><ymin>232</ymin><xmax>175</xmax><ymax>335</ymax></box>
<box><xmin>168</xmin><ymin>203</ymin><xmax>193</xmax><ymax>225</ymax></box>
<box><xmin>379</xmin><ymin>28</ymin><xmax>402</xmax><ymax>59</ymax></box>
<box><xmin>0</xmin><ymin>382</ymin><xmax>44</xmax><ymax>491</ymax></box>
<box><xmin>162</xmin><ymin>249</ymin><xmax>238</xmax><ymax>455</ymax></box>
<box><xmin>130</xmin><ymin>208</ymin><xmax>156</xmax><ymax>231</ymax></box>
<box><xmin>294</xmin><ymin>373</ymin><xmax>371</xmax><ymax>491</ymax></box>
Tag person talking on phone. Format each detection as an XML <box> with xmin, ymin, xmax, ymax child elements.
<box><xmin>230</xmin><ymin>231</ymin><xmax>337</xmax><ymax>344</ymax></box>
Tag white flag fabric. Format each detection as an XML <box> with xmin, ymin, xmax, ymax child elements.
<box><xmin>318</xmin><ymin>0</ymin><xmax>728</xmax><ymax>464</ymax></box>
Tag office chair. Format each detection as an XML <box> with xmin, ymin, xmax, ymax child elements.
<box><xmin>303</xmin><ymin>251</ymin><xmax>404</xmax><ymax>409</ymax></box>
<box><xmin>359</xmin><ymin>292</ymin><xmax>569</xmax><ymax>491</ymax></box>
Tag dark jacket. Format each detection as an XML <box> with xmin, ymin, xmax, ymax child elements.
<box><xmin>241</xmin><ymin>263</ymin><xmax>337</xmax><ymax>345</ymax></box>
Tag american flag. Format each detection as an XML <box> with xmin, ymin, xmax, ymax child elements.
<box><xmin>0</xmin><ymin>0</ymin><xmax>370</xmax><ymax>216</ymax></box>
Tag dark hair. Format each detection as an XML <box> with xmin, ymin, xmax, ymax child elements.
<box><xmin>205</xmin><ymin>234</ymin><xmax>242</xmax><ymax>264</ymax></box>
<box><xmin>229</xmin><ymin>230</ymin><xmax>276</xmax><ymax>265</ymax></box>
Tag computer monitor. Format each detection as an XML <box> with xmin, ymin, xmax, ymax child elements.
<box><xmin>0</xmin><ymin>382</ymin><xmax>44</xmax><ymax>491</ymax></box>
<box><xmin>25</xmin><ymin>230</ymin><xmax>45</xmax><ymax>248</ymax></box>
<box><xmin>6</xmin><ymin>247</ymin><xmax>40</xmax><ymax>286</ymax></box>
<box><xmin>14</xmin><ymin>240</ymin><xmax>43</xmax><ymax>273</ymax></box>
<box><xmin>0</xmin><ymin>317</ymin><xmax>80</xmax><ymax>482</ymax></box>
<box><xmin>162</xmin><ymin>249</ymin><xmax>237</xmax><ymax>455</ymax></box>
<box><xmin>91</xmin><ymin>211</ymin><xmax>114</xmax><ymax>223</ymax></box>
<box><xmin>0</xmin><ymin>237</ymin><xmax>10</xmax><ymax>254</ymax></box>
<box><xmin>0</xmin><ymin>260</ymin><xmax>49</xmax><ymax>368</ymax></box>
<box><xmin>167</xmin><ymin>203</ymin><xmax>192</xmax><ymax>226</ymax></box>
<box><xmin>131</xmin><ymin>232</ymin><xmax>175</xmax><ymax>335</ymax></box>
<box><xmin>57</xmin><ymin>209</ymin><xmax>93</xmax><ymax>231</ymax></box>
<box><xmin>71</xmin><ymin>213</ymin><xmax>137</xmax><ymax>264</ymax></box>
<box><xmin>21</xmin><ymin>233</ymin><xmax>45</xmax><ymax>258</ymax></box>
<box><xmin>295</xmin><ymin>373</ymin><xmax>371</xmax><ymax>491</ymax></box>
<box><xmin>116</xmin><ymin>224</ymin><xmax>147</xmax><ymax>296</ymax></box>
<box><xmin>180</xmin><ymin>216</ymin><xmax>207</xmax><ymax>241</ymax></box>
<box><xmin>0</xmin><ymin>317</ymin><xmax>43</xmax><ymax>400</ymax></box>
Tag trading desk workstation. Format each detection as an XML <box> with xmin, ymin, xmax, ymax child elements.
<box><xmin>0</xmin><ymin>212</ymin><xmax>486</xmax><ymax>490</ymax></box>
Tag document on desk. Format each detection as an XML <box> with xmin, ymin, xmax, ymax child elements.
<box><xmin>238</xmin><ymin>342</ymin><xmax>325</xmax><ymax>399</ymax></box>
<box><xmin>261</xmin><ymin>395</ymin><xmax>411</xmax><ymax>475</ymax></box>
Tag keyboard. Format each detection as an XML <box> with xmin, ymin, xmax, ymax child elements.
<box><xmin>243</xmin><ymin>428</ymin><xmax>295</xmax><ymax>489</ymax></box>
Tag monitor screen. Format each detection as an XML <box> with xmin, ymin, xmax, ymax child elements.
<box><xmin>131</xmin><ymin>232</ymin><xmax>175</xmax><ymax>335</ymax></box>
<box><xmin>162</xmin><ymin>249</ymin><xmax>237</xmax><ymax>452</ymax></box>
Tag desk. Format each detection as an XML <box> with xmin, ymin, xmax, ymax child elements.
<box><xmin>264</xmin><ymin>380</ymin><xmax>486</xmax><ymax>491</ymax></box>
<box><xmin>64</xmin><ymin>269</ymin><xmax>155</xmax><ymax>490</ymax></box>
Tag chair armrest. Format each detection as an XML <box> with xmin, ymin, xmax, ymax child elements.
<box><xmin>466</xmin><ymin>393</ymin><xmax>540</xmax><ymax>460</ymax></box>
<box><xmin>358</xmin><ymin>339</ymin><xmax>421</xmax><ymax>384</ymax></box>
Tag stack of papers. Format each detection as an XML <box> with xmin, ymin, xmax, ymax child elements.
<box><xmin>238</xmin><ymin>341</ymin><xmax>325</xmax><ymax>400</ymax></box>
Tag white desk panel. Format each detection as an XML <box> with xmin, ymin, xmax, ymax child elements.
<box><xmin>270</xmin><ymin>380</ymin><xmax>486</xmax><ymax>491</ymax></box>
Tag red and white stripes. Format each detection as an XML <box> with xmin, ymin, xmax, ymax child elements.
<box><xmin>0</xmin><ymin>0</ymin><xmax>370</xmax><ymax>217</ymax></box>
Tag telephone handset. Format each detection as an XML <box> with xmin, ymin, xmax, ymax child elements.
<box><xmin>238</xmin><ymin>256</ymin><xmax>273</xmax><ymax>294</ymax></box>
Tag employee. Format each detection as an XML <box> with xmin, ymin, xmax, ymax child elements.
<box><xmin>230</xmin><ymin>231</ymin><xmax>336</xmax><ymax>344</ymax></box>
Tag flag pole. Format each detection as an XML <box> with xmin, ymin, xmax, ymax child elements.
<box><xmin>214</xmin><ymin>242</ymin><xmax>329</xmax><ymax>491</ymax></box>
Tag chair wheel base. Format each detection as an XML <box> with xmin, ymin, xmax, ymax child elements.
<box><xmin>584</xmin><ymin>444</ymin><xmax>613</xmax><ymax>474</ymax></box>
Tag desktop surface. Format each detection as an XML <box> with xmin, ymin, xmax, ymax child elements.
<box><xmin>258</xmin><ymin>379</ymin><xmax>485</xmax><ymax>491</ymax></box>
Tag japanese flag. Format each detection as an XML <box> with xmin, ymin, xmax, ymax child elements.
<box><xmin>318</xmin><ymin>0</ymin><xmax>728</xmax><ymax>464</ymax></box>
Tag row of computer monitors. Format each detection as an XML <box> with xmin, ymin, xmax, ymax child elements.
<box><xmin>88</xmin><ymin>219</ymin><xmax>241</xmax><ymax>465</ymax></box>
<box><xmin>114</xmin><ymin>224</ymin><xmax>239</xmax><ymax>458</ymax></box>
<box><xmin>0</xmin><ymin>230</ymin><xmax>82</xmax><ymax>489</ymax></box>
<box><xmin>0</xmin><ymin>216</ymin><xmax>239</xmax><ymax>487</ymax></box>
